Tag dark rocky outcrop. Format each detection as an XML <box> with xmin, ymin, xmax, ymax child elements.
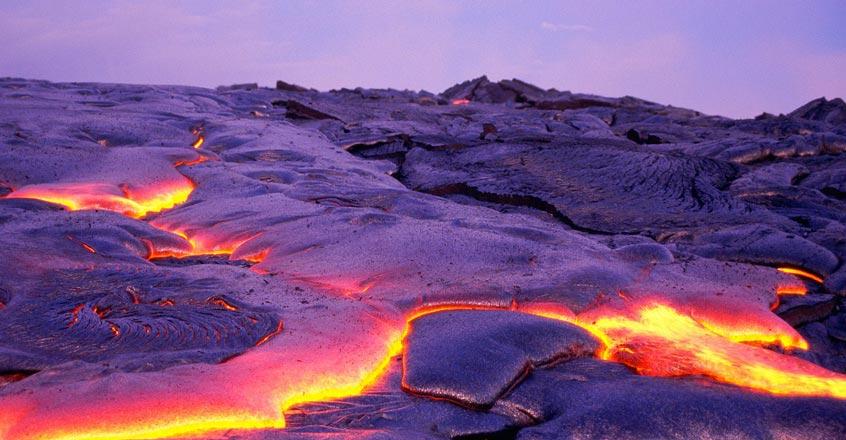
<box><xmin>790</xmin><ymin>97</ymin><xmax>846</xmax><ymax>125</ymax></box>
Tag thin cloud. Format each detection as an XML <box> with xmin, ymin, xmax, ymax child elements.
<box><xmin>540</xmin><ymin>21</ymin><xmax>593</xmax><ymax>32</ymax></box>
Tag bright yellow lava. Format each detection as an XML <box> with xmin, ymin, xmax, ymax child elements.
<box><xmin>778</xmin><ymin>267</ymin><xmax>824</xmax><ymax>284</ymax></box>
<box><xmin>587</xmin><ymin>302</ymin><xmax>846</xmax><ymax>398</ymax></box>
<box><xmin>6</xmin><ymin>180</ymin><xmax>194</xmax><ymax>219</ymax></box>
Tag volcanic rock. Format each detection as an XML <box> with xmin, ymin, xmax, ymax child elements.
<box><xmin>790</xmin><ymin>97</ymin><xmax>846</xmax><ymax>125</ymax></box>
<box><xmin>399</xmin><ymin>138</ymin><xmax>758</xmax><ymax>234</ymax></box>
<box><xmin>1</xmin><ymin>76</ymin><xmax>846</xmax><ymax>439</ymax></box>
<box><xmin>671</xmin><ymin>223</ymin><xmax>839</xmax><ymax>277</ymax></box>
<box><xmin>776</xmin><ymin>294</ymin><xmax>838</xmax><ymax>327</ymax></box>
<box><xmin>402</xmin><ymin>310</ymin><xmax>598</xmax><ymax>408</ymax></box>
<box><xmin>500</xmin><ymin>359</ymin><xmax>846</xmax><ymax>439</ymax></box>
<box><xmin>275</xmin><ymin>80</ymin><xmax>309</xmax><ymax>92</ymax></box>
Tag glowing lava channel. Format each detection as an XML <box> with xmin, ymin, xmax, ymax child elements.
<box><xmin>5</xmin><ymin>180</ymin><xmax>194</xmax><ymax>219</ymax></box>
<box><xmin>191</xmin><ymin>129</ymin><xmax>205</xmax><ymax>149</ymax></box>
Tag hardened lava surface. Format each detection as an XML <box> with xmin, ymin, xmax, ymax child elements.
<box><xmin>1</xmin><ymin>76</ymin><xmax>846</xmax><ymax>439</ymax></box>
<box><xmin>0</xmin><ymin>268</ymin><xmax>280</xmax><ymax>372</ymax></box>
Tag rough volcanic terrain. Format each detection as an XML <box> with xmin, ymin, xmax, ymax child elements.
<box><xmin>1</xmin><ymin>75</ymin><xmax>846</xmax><ymax>439</ymax></box>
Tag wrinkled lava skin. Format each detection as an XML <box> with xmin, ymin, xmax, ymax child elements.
<box><xmin>1</xmin><ymin>76</ymin><xmax>846</xmax><ymax>439</ymax></box>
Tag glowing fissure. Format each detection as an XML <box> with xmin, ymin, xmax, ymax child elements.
<box><xmin>66</xmin><ymin>235</ymin><xmax>96</xmax><ymax>254</ymax></box>
<box><xmin>191</xmin><ymin>128</ymin><xmax>205</xmax><ymax>149</ymax></box>
<box><xmin>775</xmin><ymin>285</ymin><xmax>807</xmax><ymax>296</ymax></box>
<box><xmin>777</xmin><ymin>266</ymin><xmax>824</xmax><ymax>284</ymax></box>
<box><xmin>254</xmin><ymin>321</ymin><xmax>284</xmax><ymax>347</ymax></box>
<box><xmin>174</xmin><ymin>155</ymin><xmax>209</xmax><ymax>167</ymax></box>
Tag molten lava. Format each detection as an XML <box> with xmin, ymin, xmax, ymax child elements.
<box><xmin>174</xmin><ymin>155</ymin><xmax>209</xmax><ymax>167</ymax></box>
<box><xmin>191</xmin><ymin>129</ymin><xmax>205</xmax><ymax>149</ymax></box>
<box><xmin>775</xmin><ymin>285</ymin><xmax>808</xmax><ymax>296</ymax></box>
<box><xmin>5</xmin><ymin>179</ymin><xmax>194</xmax><ymax>219</ymax></box>
<box><xmin>3</xmin><ymin>297</ymin><xmax>846</xmax><ymax>440</ymax></box>
<box><xmin>4</xmin><ymin>127</ymin><xmax>845</xmax><ymax>439</ymax></box>
<box><xmin>254</xmin><ymin>322</ymin><xmax>284</xmax><ymax>347</ymax></box>
<box><xmin>425</xmin><ymin>300</ymin><xmax>845</xmax><ymax>399</ymax></box>
<box><xmin>209</xmin><ymin>297</ymin><xmax>239</xmax><ymax>312</ymax></box>
<box><xmin>575</xmin><ymin>301</ymin><xmax>845</xmax><ymax>398</ymax></box>
<box><xmin>145</xmin><ymin>228</ymin><xmax>264</xmax><ymax>262</ymax></box>
<box><xmin>67</xmin><ymin>304</ymin><xmax>84</xmax><ymax>327</ymax></box>
<box><xmin>451</xmin><ymin>98</ymin><xmax>470</xmax><ymax>105</ymax></box>
<box><xmin>777</xmin><ymin>266</ymin><xmax>824</xmax><ymax>284</ymax></box>
<box><xmin>66</xmin><ymin>235</ymin><xmax>96</xmax><ymax>254</ymax></box>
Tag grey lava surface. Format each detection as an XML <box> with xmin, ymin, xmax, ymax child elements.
<box><xmin>0</xmin><ymin>75</ymin><xmax>845</xmax><ymax>439</ymax></box>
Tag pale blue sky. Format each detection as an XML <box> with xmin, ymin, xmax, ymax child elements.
<box><xmin>1</xmin><ymin>0</ymin><xmax>844</xmax><ymax>117</ymax></box>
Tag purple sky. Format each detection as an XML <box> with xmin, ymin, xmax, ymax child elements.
<box><xmin>2</xmin><ymin>0</ymin><xmax>844</xmax><ymax>118</ymax></box>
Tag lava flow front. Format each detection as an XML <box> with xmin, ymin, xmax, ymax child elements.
<box><xmin>144</xmin><ymin>227</ymin><xmax>261</xmax><ymax>260</ymax></box>
<box><xmin>409</xmin><ymin>299</ymin><xmax>846</xmax><ymax>401</ymax></box>
<box><xmin>572</xmin><ymin>301</ymin><xmax>845</xmax><ymax>398</ymax></box>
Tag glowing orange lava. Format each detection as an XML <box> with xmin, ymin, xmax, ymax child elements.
<box><xmin>66</xmin><ymin>235</ymin><xmax>96</xmax><ymax>254</ymax></box>
<box><xmin>429</xmin><ymin>300</ymin><xmax>844</xmax><ymax>399</ymax></box>
<box><xmin>5</xmin><ymin>179</ymin><xmax>194</xmax><ymax>219</ymax></box>
<box><xmin>394</xmin><ymin>299</ymin><xmax>846</xmax><ymax>402</ymax></box>
<box><xmin>67</xmin><ymin>304</ymin><xmax>84</xmax><ymax>327</ymax></box>
<box><xmin>174</xmin><ymin>155</ymin><xmax>209</xmax><ymax>167</ymax></box>
<box><xmin>777</xmin><ymin>266</ymin><xmax>824</xmax><ymax>284</ymax></box>
<box><xmin>776</xmin><ymin>285</ymin><xmax>808</xmax><ymax>296</ymax></box>
<box><xmin>451</xmin><ymin>98</ymin><xmax>470</xmax><ymax>105</ymax></box>
<box><xmin>5</xmin><ymin>163</ymin><xmax>845</xmax><ymax>437</ymax></box>
<box><xmin>254</xmin><ymin>322</ymin><xmax>284</xmax><ymax>347</ymax></box>
<box><xmin>3</xmin><ymin>297</ymin><xmax>846</xmax><ymax>440</ymax></box>
<box><xmin>577</xmin><ymin>301</ymin><xmax>846</xmax><ymax>398</ymax></box>
<box><xmin>209</xmin><ymin>297</ymin><xmax>239</xmax><ymax>312</ymax></box>
<box><xmin>145</xmin><ymin>228</ymin><xmax>263</xmax><ymax>262</ymax></box>
<box><xmin>191</xmin><ymin>129</ymin><xmax>205</xmax><ymax>149</ymax></box>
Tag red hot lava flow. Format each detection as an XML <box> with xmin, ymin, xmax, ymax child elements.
<box><xmin>5</xmin><ymin>179</ymin><xmax>194</xmax><ymax>219</ymax></box>
<box><xmin>526</xmin><ymin>299</ymin><xmax>845</xmax><ymax>399</ymax></box>
<box><xmin>1</xmin><ymin>289</ymin><xmax>846</xmax><ymax>439</ymax></box>
<box><xmin>2</xmin><ymin>140</ymin><xmax>846</xmax><ymax>438</ymax></box>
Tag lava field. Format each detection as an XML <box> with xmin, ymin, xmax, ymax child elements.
<box><xmin>1</xmin><ymin>75</ymin><xmax>846</xmax><ymax>439</ymax></box>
